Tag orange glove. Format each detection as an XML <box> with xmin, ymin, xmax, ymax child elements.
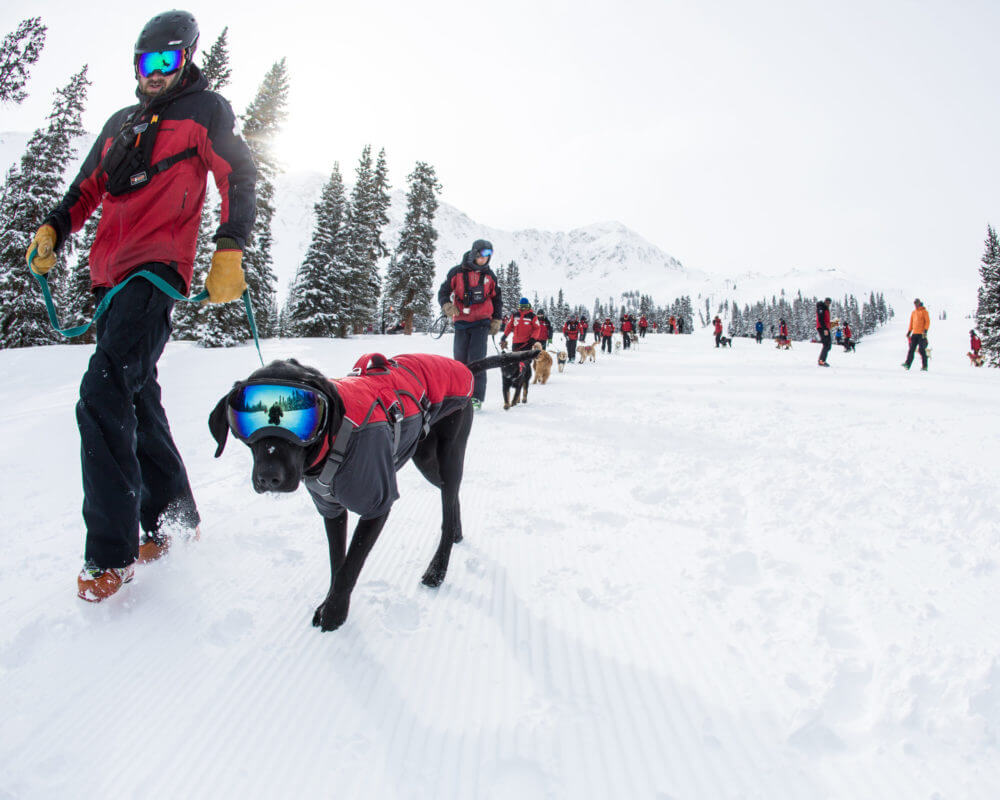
<box><xmin>205</xmin><ymin>245</ymin><xmax>246</xmax><ymax>303</ymax></box>
<box><xmin>26</xmin><ymin>224</ymin><xmax>58</xmax><ymax>274</ymax></box>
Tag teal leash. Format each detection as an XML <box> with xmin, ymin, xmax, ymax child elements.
<box><xmin>28</xmin><ymin>247</ymin><xmax>264</xmax><ymax>365</ymax></box>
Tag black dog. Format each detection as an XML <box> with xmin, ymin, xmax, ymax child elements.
<box><xmin>501</xmin><ymin>350</ymin><xmax>532</xmax><ymax>409</ymax></box>
<box><xmin>720</xmin><ymin>336</ymin><xmax>733</xmax><ymax>348</ymax></box>
<box><xmin>842</xmin><ymin>340</ymin><xmax>856</xmax><ymax>352</ymax></box>
<box><xmin>208</xmin><ymin>350</ymin><xmax>535</xmax><ymax>632</ymax></box>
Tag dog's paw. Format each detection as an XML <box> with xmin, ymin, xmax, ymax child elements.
<box><xmin>312</xmin><ymin>596</ymin><xmax>349</xmax><ymax>631</ymax></box>
<box><xmin>422</xmin><ymin>563</ymin><xmax>447</xmax><ymax>588</ymax></box>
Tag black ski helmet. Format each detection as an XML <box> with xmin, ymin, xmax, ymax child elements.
<box><xmin>135</xmin><ymin>10</ymin><xmax>199</xmax><ymax>72</ymax></box>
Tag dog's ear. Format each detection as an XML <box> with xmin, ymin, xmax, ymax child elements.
<box><xmin>208</xmin><ymin>393</ymin><xmax>231</xmax><ymax>458</ymax></box>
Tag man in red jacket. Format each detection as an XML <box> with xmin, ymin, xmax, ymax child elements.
<box><xmin>561</xmin><ymin>314</ymin><xmax>581</xmax><ymax>361</ymax></box>
<box><xmin>501</xmin><ymin>297</ymin><xmax>542</xmax><ymax>352</ymax></box>
<box><xmin>620</xmin><ymin>314</ymin><xmax>634</xmax><ymax>349</ymax></box>
<box><xmin>638</xmin><ymin>315</ymin><xmax>649</xmax><ymax>338</ymax></box>
<box><xmin>816</xmin><ymin>298</ymin><xmax>832</xmax><ymax>366</ymax></box>
<box><xmin>713</xmin><ymin>316</ymin><xmax>723</xmax><ymax>347</ymax></box>
<box><xmin>27</xmin><ymin>11</ymin><xmax>257</xmax><ymax>602</ymax></box>
<box><xmin>600</xmin><ymin>318</ymin><xmax>615</xmax><ymax>353</ymax></box>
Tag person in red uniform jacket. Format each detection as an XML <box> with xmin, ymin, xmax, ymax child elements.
<box><xmin>777</xmin><ymin>319</ymin><xmax>789</xmax><ymax>345</ymax></box>
<box><xmin>638</xmin><ymin>315</ymin><xmax>649</xmax><ymax>338</ymax></box>
<box><xmin>620</xmin><ymin>314</ymin><xmax>634</xmax><ymax>349</ymax></box>
<box><xmin>713</xmin><ymin>316</ymin><xmax>723</xmax><ymax>347</ymax></box>
<box><xmin>971</xmin><ymin>329</ymin><xmax>982</xmax><ymax>355</ymax></box>
<box><xmin>28</xmin><ymin>10</ymin><xmax>257</xmax><ymax>602</ymax></box>
<box><xmin>562</xmin><ymin>315</ymin><xmax>582</xmax><ymax>361</ymax></box>
<box><xmin>501</xmin><ymin>298</ymin><xmax>542</xmax><ymax>352</ymax></box>
<box><xmin>842</xmin><ymin>321</ymin><xmax>853</xmax><ymax>350</ymax></box>
<box><xmin>592</xmin><ymin>319</ymin><xmax>601</xmax><ymax>340</ymax></box>
<box><xmin>600</xmin><ymin>318</ymin><xmax>615</xmax><ymax>353</ymax></box>
<box><xmin>816</xmin><ymin>298</ymin><xmax>832</xmax><ymax>366</ymax></box>
<box><xmin>535</xmin><ymin>310</ymin><xmax>552</xmax><ymax>349</ymax></box>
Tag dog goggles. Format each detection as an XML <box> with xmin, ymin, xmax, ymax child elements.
<box><xmin>136</xmin><ymin>49</ymin><xmax>184</xmax><ymax>78</ymax></box>
<box><xmin>226</xmin><ymin>381</ymin><xmax>328</xmax><ymax>445</ymax></box>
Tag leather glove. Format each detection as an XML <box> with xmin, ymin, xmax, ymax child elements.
<box><xmin>442</xmin><ymin>301</ymin><xmax>457</xmax><ymax>319</ymax></box>
<box><xmin>26</xmin><ymin>224</ymin><xmax>58</xmax><ymax>274</ymax></box>
<box><xmin>205</xmin><ymin>242</ymin><xmax>247</xmax><ymax>303</ymax></box>
<box><xmin>489</xmin><ymin>319</ymin><xmax>502</xmax><ymax>336</ymax></box>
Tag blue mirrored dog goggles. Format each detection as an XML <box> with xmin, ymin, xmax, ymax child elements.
<box><xmin>136</xmin><ymin>49</ymin><xmax>185</xmax><ymax>78</ymax></box>
<box><xmin>226</xmin><ymin>382</ymin><xmax>328</xmax><ymax>445</ymax></box>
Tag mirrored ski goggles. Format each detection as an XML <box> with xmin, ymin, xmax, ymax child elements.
<box><xmin>136</xmin><ymin>49</ymin><xmax>185</xmax><ymax>78</ymax></box>
<box><xmin>226</xmin><ymin>381</ymin><xmax>328</xmax><ymax>445</ymax></box>
<box><xmin>476</xmin><ymin>248</ymin><xmax>493</xmax><ymax>258</ymax></box>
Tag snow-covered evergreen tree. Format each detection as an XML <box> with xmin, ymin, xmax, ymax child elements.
<box><xmin>234</xmin><ymin>57</ymin><xmax>288</xmax><ymax>342</ymax></box>
<box><xmin>173</xmin><ymin>27</ymin><xmax>233</xmax><ymax>342</ymax></box>
<box><xmin>976</xmin><ymin>224</ymin><xmax>1000</xmax><ymax>367</ymax></box>
<box><xmin>60</xmin><ymin>208</ymin><xmax>100</xmax><ymax>344</ymax></box>
<box><xmin>0</xmin><ymin>17</ymin><xmax>46</xmax><ymax>105</ymax></box>
<box><xmin>343</xmin><ymin>145</ymin><xmax>387</xmax><ymax>333</ymax></box>
<box><xmin>286</xmin><ymin>162</ymin><xmax>349</xmax><ymax>337</ymax></box>
<box><xmin>384</xmin><ymin>161</ymin><xmax>441</xmax><ymax>334</ymax></box>
<box><xmin>0</xmin><ymin>65</ymin><xmax>89</xmax><ymax>349</ymax></box>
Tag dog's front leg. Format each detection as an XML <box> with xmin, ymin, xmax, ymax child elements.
<box><xmin>313</xmin><ymin>512</ymin><xmax>389</xmax><ymax>632</ymax></box>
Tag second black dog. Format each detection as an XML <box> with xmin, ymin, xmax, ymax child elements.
<box><xmin>501</xmin><ymin>351</ymin><xmax>532</xmax><ymax>409</ymax></box>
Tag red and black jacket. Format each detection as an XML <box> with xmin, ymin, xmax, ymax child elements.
<box><xmin>437</xmin><ymin>250</ymin><xmax>502</xmax><ymax>323</ymax></box>
<box><xmin>593</xmin><ymin>320</ymin><xmax>601</xmax><ymax>335</ymax></box>
<box><xmin>562</xmin><ymin>319</ymin><xmax>580</xmax><ymax>341</ymax></box>
<box><xmin>536</xmin><ymin>316</ymin><xmax>551</xmax><ymax>341</ymax></box>
<box><xmin>971</xmin><ymin>333</ymin><xmax>982</xmax><ymax>353</ymax></box>
<box><xmin>639</xmin><ymin>316</ymin><xmax>648</xmax><ymax>329</ymax></box>
<box><xmin>601</xmin><ymin>321</ymin><xmax>615</xmax><ymax>337</ymax></box>
<box><xmin>816</xmin><ymin>304</ymin><xmax>831</xmax><ymax>331</ymax></box>
<box><xmin>843</xmin><ymin>323</ymin><xmax>852</xmax><ymax>339</ymax></box>
<box><xmin>779</xmin><ymin>322</ymin><xmax>788</xmax><ymax>339</ymax></box>
<box><xmin>304</xmin><ymin>353</ymin><xmax>473</xmax><ymax>520</ymax></box>
<box><xmin>713</xmin><ymin>318</ymin><xmax>723</xmax><ymax>334</ymax></box>
<box><xmin>621</xmin><ymin>317</ymin><xmax>634</xmax><ymax>333</ymax></box>
<box><xmin>503</xmin><ymin>310</ymin><xmax>542</xmax><ymax>345</ymax></box>
<box><xmin>44</xmin><ymin>65</ymin><xmax>257</xmax><ymax>293</ymax></box>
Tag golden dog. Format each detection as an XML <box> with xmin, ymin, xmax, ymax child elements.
<box><xmin>577</xmin><ymin>341</ymin><xmax>597</xmax><ymax>363</ymax></box>
<box><xmin>556</xmin><ymin>351</ymin><xmax>568</xmax><ymax>372</ymax></box>
<box><xmin>532</xmin><ymin>342</ymin><xmax>553</xmax><ymax>383</ymax></box>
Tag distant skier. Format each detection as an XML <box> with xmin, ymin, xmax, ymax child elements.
<box><xmin>902</xmin><ymin>298</ymin><xmax>930</xmax><ymax>371</ymax></box>
<box><xmin>816</xmin><ymin>298</ymin><xmax>832</xmax><ymax>367</ymax></box>
<box><xmin>842</xmin><ymin>321</ymin><xmax>853</xmax><ymax>349</ymax></box>
<box><xmin>677</xmin><ymin>318</ymin><xmax>684</xmax><ymax>334</ymax></box>
<box><xmin>971</xmin><ymin>329</ymin><xmax>982</xmax><ymax>356</ymax></box>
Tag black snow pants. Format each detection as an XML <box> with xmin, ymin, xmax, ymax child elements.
<box><xmin>602</xmin><ymin>335</ymin><xmax>612</xmax><ymax>353</ymax></box>
<box><xmin>454</xmin><ymin>318</ymin><xmax>491</xmax><ymax>401</ymax></box>
<box><xmin>818</xmin><ymin>331</ymin><xmax>832</xmax><ymax>364</ymax></box>
<box><xmin>567</xmin><ymin>339</ymin><xmax>577</xmax><ymax>361</ymax></box>
<box><xmin>904</xmin><ymin>334</ymin><xmax>928</xmax><ymax>369</ymax></box>
<box><xmin>78</xmin><ymin>270</ymin><xmax>199</xmax><ymax>569</ymax></box>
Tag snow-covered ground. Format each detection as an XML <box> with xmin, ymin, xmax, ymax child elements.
<box><xmin>1</xmin><ymin>315</ymin><xmax>998</xmax><ymax>799</ymax></box>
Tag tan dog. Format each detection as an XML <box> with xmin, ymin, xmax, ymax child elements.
<box><xmin>577</xmin><ymin>342</ymin><xmax>597</xmax><ymax>363</ymax></box>
<box><xmin>556</xmin><ymin>351</ymin><xmax>568</xmax><ymax>372</ymax></box>
<box><xmin>532</xmin><ymin>342</ymin><xmax>553</xmax><ymax>383</ymax></box>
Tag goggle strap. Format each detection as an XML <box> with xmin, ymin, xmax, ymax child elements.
<box><xmin>310</xmin><ymin>417</ymin><xmax>354</xmax><ymax>493</ymax></box>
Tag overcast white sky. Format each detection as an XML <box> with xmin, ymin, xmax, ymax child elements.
<box><xmin>3</xmin><ymin>0</ymin><xmax>998</xmax><ymax>300</ymax></box>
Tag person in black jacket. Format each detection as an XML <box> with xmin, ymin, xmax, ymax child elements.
<box><xmin>437</xmin><ymin>239</ymin><xmax>503</xmax><ymax>409</ymax></box>
<box><xmin>27</xmin><ymin>10</ymin><xmax>257</xmax><ymax>602</ymax></box>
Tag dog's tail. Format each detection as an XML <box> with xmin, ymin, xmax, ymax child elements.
<box><xmin>467</xmin><ymin>350</ymin><xmax>537</xmax><ymax>374</ymax></box>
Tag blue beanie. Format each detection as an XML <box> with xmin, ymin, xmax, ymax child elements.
<box><xmin>519</xmin><ymin>297</ymin><xmax>530</xmax><ymax>308</ymax></box>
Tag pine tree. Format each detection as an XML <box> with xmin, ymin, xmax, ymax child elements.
<box><xmin>173</xmin><ymin>27</ymin><xmax>233</xmax><ymax>342</ymax></box>
<box><xmin>0</xmin><ymin>65</ymin><xmax>90</xmax><ymax>348</ymax></box>
<box><xmin>286</xmin><ymin>162</ymin><xmax>349</xmax><ymax>337</ymax></box>
<box><xmin>373</xmin><ymin>148</ymin><xmax>391</xmax><ymax>259</ymax></box>
<box><xmin>0</xmin><ymin>17</ymin><xmax>47</xmax><ymax>105</ymax></box>
<box><xmin>233</xmin><ymin>57</ymin><xmax>288</xmax><ymax>342</ymax></box>
<box><xmin>507</xmin><ymin>261</ymin><xmax>523</xmax><ymax>310</ymax></box>
<box><xmin>342</xmin><ymin>145</ymin><xmax>387</xmax><ymax>333</ymax></box>
<box><xmin>976</xmin><ymin>224</ymin><xmax>1000</xmax><ymax>367</ymax></box>
<box><xmin>385</xmin><ymin>161</ymin><xmax>441</xmax><ymax>334</ymax></box>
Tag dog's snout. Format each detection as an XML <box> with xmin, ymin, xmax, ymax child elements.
<box><xmin>253</xmin><ymin>461</ymin><xmax>289</xmax><ymax>493</ymax></box>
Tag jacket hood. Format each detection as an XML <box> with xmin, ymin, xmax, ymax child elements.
<box><xmin>462</xmin><ymin>238</ymin><xmax>494</xmax><ymax>269</ymax></box>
